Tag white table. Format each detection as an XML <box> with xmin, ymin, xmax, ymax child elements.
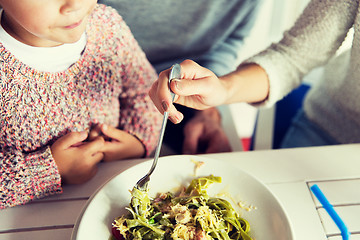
<box><xmin>1</xmin><ymin>144</ymin><xmax>360</xmax><ymax>240</ymax></box>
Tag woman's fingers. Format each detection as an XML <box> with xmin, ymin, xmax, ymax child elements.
<box><xmin>149</xmin><ymin>70</ymin><xmax>184</xmax><ymax>123</ymax></box>
<box><xmin>149</xmin><ymin>59</ymin><xmax>225</xmax><ymax>122</ymax></box>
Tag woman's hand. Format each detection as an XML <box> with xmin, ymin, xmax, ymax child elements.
<box><xmin>51</xmin><ymin>131</ymin><xmax>105</xmax><ymax>184</ymax></box>
<box><xmin>88</xmin><ymin>123</ymin><xmax>145</xmax><ymax>161</ymax></box>
<box><xmin>149</xmin><ymin>60</ymin><xmax>270</xmax><ymax>125</ymax></box>
<box><xmin>149</xmin><ymin>60</ymin><xmax>230</xmax><ymax>124</ymax></box>
<box><xmin>183</xmin><ymin>108</ymin><xmax>231</xmax><ymax>154</ymax></box>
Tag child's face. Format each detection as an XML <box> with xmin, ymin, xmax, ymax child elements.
<box><xmin>0</xmin><ymin>0</ymin><xmax>97</xmax><ymax>47</ymax></box>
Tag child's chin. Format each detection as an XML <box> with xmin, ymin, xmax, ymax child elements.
<box><xmin>64</xmin><ymin>34</ymin><xmax>84</xmax><ymax>44</ymax></box>
<box><xmin>62</xmin><ymin>29</ymin><xmax>86</xmax><ymax>44</ymax></box>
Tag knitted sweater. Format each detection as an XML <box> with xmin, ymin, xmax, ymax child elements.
<box><xmin>0</xmin><ymin>4</ymin><xmax>161</xmax><ymax>209</ymax></box>
<box><xmin>247</xmin><ymin>0</ymin><xmax>360</xmax><ymax>144</ymax></box>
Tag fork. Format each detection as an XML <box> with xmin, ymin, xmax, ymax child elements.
<box><xmin>133</xmin><ymin>63</ymin><xmax>181</xmax><ymax>192</ymax></box>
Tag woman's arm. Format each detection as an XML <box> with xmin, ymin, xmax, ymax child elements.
<box><xmin>244</xmin><ymin>0</ymin><xmax>357</xmax><ymax>106</ymax></box>
<box><xmin>149</xmin><ymin>0</ymin><xmax>358</xmax><ymax>121</ymax></box>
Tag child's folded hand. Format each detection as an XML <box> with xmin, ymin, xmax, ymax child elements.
<box><xmin>50</xmin><ymin>131</ymin><xmax>105</xmax><ymax>184</ymax></box>
<box><xmin>90</xmin><ymin>123</ymin><xmax>145</xmax><ymax>161</ymax></box>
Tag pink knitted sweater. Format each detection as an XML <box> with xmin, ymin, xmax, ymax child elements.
<box><xmin>0</xmin><ymin>4</ymin><xmax>162</xmax><ymax>209</ymax></box>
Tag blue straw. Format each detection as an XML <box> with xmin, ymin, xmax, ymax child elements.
<box><xmin>310</xmin><ymin>184</ymin><xmax>351</xmax><ymax>240</ymax></box>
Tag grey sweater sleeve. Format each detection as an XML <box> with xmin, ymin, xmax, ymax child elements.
<box><xmin>245</xmin><ymin>0</ymin><xmax>357</xmax><ymax>107</ymax></box>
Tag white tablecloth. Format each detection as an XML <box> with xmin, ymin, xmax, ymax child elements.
<box><xmin>1</xmin><ymin>144</ymin><xmax>360</xmax><ymax>240</ymax></box>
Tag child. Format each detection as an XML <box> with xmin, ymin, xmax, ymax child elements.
<box><xmin>0</xmin><ymin>0</ymin><xmax>161</xmax><ymax>209</ymax></box>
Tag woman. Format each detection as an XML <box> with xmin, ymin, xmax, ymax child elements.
<box><xmin>149</xmin><ymin>0</ymin><xmax>359</xmax><ymax>148</ymax></box>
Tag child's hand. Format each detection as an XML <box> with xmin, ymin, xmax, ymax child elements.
<box><xmin>88</xmin><ymin>124</ymin><xmax>145</xmax><ymax>161</ymax></box>
<box><xmin>51</xmin><ymin>131</ymin><xmax>105</xmax><ymax>184</ymax></box>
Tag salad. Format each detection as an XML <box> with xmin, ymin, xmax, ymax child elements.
<box><xmin>111</xmin><ymin>175</ymin><xmax>253</xmax><ymax>240</ymax></box>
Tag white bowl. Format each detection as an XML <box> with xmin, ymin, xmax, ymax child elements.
<box><xmin>72</xmin><ymin>155</ymin><xmax>294</xmax><ymax>240</ymax></box>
